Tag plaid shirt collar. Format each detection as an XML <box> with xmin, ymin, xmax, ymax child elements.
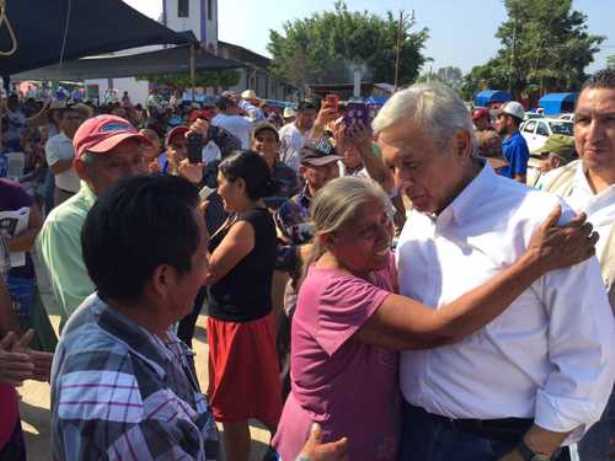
<box><xmin>95</xmin><ymin>300</ymin><xmax>175</xmax><ymax>380</ymax></box>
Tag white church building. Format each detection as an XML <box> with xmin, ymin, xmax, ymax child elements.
<box><xmin>88</xmin><ymin>0</ymin><xmax>294</xmax><ymax>105</ymax></box>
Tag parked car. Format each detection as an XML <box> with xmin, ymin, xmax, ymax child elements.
<box><xmin>559</xmin><ymin>113</ymin><xmax>575</xmax><ymax>122</ymax></box>
<box><xmin>520</xmin><ymin>118</ymin><xmax>574</xmax><ymax>153</ymax></box>
<box><xmin>523</xmin><ymin>111</ymin><xmax>544</xmax><ymax>121</ymax></box>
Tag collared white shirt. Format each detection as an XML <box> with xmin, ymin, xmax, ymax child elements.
<box><xmin>211</xmin><ymin>113</ymin><xmax>252</xmax><ymax>149</ymax></box>
<box><xmin>396</xmin><ymin>164</ymin><xmax>615</xmax><ymax>441</ymax></box>
<box><xmin>279</xmin><ymin>122</ymin><xmax>307</xmax><ymax>172</ymax></box>
<box><xmin>556</xmin><ymin>160</ymin><xmax>615</xmax><ymax>270</ymax></box>
<box><xmin>45</xmin><ymin>133</ymin><xmax>80</xmax><ymax>193</ymax></box>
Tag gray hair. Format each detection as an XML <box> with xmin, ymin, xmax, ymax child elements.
<box><xmin>302</xmin><ymin>177</ymin><xmax>390</xmax><ymax>279</ymax></box>
<box><xmin>372</xmin><ymin>82</ymin><xmax>479</xmax><ymax>155</ymax></box>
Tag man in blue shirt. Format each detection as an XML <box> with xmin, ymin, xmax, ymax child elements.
<box><xmin>496</xmin><ymin>101</ymin><xmax>530</xmax><ymax>183</ymax></box>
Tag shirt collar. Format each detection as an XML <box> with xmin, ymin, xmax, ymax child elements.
<box><xmin>95</xmin><ymin>298</ymin><xmax>172</xmax><ymax>379</ymax></box>
<box><xmin>574</xmin><ymin>160</ymin><xmax>615</xmax><ymax>197</ymax></box>
<box><xmin>439</xmin><ymin>161</ymin><xmax>497</xmax><ymax>227</ymax></box>
<box><xmin>80</xmin><ymin>181</ymin><xmax>98</xmax><ymax>208</ymax></box>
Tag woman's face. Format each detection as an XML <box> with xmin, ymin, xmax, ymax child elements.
<box><xmin>217</xmin><ymin>172</ymin><xmax>245</xmax><ymax>212</ymax></box>
<box><xmin>328</xmin><ymin>199</ymin><xmax>393</xmax><ymax>275</ymax></box>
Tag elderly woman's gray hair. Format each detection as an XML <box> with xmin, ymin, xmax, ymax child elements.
<box><xmin>300</xmin><ymin>177</ymin><xmax>391</xmax><ymax>280</ymax></box>
<box><xmin>372</xmin><ymin>82</ymin><xmax>478</xmax><ymax>155</ymax></box>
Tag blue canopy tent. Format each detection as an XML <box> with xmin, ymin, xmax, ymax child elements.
<box><xmin>366</xmin><ymin>96</ymin><xmax>389</xmax><ymax>105</ymax></box>
<box><xmin>474</xmin><ymin>90</ymin><xmax>512</xmax><ymax>107</ymax></box>
<box><xmin>538</xmin><ymin>93</ymin><xmax>577</xmax><ymax>115</ymax></box>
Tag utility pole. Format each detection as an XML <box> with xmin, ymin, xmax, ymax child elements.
<box><xmin>508</xmin><ymin>19</ymin><xmax>517</xmax><ymax>96</ymax></box>
<box><xmin>394</xmin><ymin>10</ymin><xmax>414</xmax><ymax>91</ymax></box>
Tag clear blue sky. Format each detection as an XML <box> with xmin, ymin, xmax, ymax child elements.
<box><xmin>124</xmin><ymin>0</ymin><xmax>614</xmax><ymax>74</ymax></box>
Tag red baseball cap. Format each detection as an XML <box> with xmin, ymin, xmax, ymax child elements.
<box><xmin>472</xmin><ymin>108</ymin><xmax>490</xmax><ymax>121</ymax></box>
<box><xmin>188</xmin><ymin>109</ymin><xmax>215</xmax><ymax>123</ymax></box>
<box><xmin>73</xmin><ymin>115</ymin><xmax>151</xmax><ymax>159</ymax></box>
<box><xmin>165</xmin><ymin>126</ymin><xmax>190</xmax><ymax>147</ymax></box>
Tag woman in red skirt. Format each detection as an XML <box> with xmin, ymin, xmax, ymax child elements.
<box><xmin>205</xmin><ymin>150</ymin><xmax>282</xmax><ymax>461</ymax></box>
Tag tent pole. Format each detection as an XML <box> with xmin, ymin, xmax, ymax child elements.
<box><xmin>190</xmin><ymin>44</ymin><xmax>196</xmax><ymax>104</ymax></box>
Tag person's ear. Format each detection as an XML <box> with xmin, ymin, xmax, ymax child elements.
<box><xmin>150</xmin><ymin>264</ymin><xmax>173</xmax><ymax>299</ymax></box>
<box><xmin>320</xmin><ymin>231</ymin><xmax>337</xmax><ymax>249</ymax></box>
<box><xmin>453</xmin><ymin>130</ymin><xmax>472</xmax><ymax>158</ymax></box>
<box><xmin>74</xmin><ymin>158</ymin><xmax>88</xmax><ymax>181</ymax></box>
<box><xmin>236</xmin><ymin>177</ymin><xmax>247</xmax><ymax>194</ymax></box>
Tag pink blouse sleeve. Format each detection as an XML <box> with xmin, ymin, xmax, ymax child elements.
<box><xmin>315</xmin><ymin>274</ymin><xmax>391</xmax><ymax>356</ymax></box>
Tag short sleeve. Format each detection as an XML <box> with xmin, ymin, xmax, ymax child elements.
<box><xmin>510</xmin><ymin>142</ymin><xmax>529</xmax><ymax>175</ymax></box>
<box><xmin>316</xmin><ymin>274</ymin><xmax>391</xmax><ymax>356</ymax></box>
<box><xmin>45</xmin><ymin>138</ymin><xmax>61</xmax><ymax>166</ymax></box>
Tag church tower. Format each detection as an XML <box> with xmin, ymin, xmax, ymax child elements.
<box><xmin>162</xmin><ymin>0</ymin><xmax>218</xmax><ymax>52</ymax></box>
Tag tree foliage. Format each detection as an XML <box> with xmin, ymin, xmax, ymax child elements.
<box><xmin>418</xmin><ymin>66</ymin><xmax>464</xmax><ymax>90</ymax></box>
<box><xmin>607</xmin><ymin>55</ymin><xmax>615</xmax><ymax>70</ymax></box>
<box><xmin>136</xmin><ymin>70</ymin><xmax>241</xmax><ymax>89</ymax></box>
<box><xmin>461</xmin><ymin>0</ymin><xmax>604</xmax><ymax>99</ymax></box>
<box><xmin>267</xmin><ymin>1</ymin><xmax>430</xmax><ymax>88</ymax></box>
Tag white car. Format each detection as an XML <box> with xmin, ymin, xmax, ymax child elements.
<box><xmin>559</xmin><ymin>113</ymin><xmax>575</xmax><ymax>122</ymax></box>
<box><xmin>520</xmin><ymin>118</ymin><xmax>574</xmax><ymax>153</ymax></box>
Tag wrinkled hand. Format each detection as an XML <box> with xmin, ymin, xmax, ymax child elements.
<box><xmin>0</xmin><ymin>331</ymin><xmax>34</xmax><ymax>386</ymax></box>
<box><xmin>314</xmin><ymin>106</ymin><xmax>339</xmax><ymax>129</ymax></box>
<box><xmin>10</xmin><ymin>329</ymin><xmax>53</xmax><ymax>383</ymax></box>
<box><xmin>178</xmin><ymin>159</ymin><xmax>204</xmax><ymax>185</ymax></box>
<box><xmin>527</xmin><ymin>205</ymin><xmax>598</xmax><ymax>274</ymax></box>
<box><xmin>188</xmin><ymin>118</ymin><xmax>210</xmax><ymax>139</ymax></box>
<box><xmin>298</xmin><ymin>423</ymin><xmax>348</xmax><ymax>461</ymax></box>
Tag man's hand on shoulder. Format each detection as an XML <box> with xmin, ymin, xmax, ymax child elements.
<box><xmin>297</xmin><ymin>423</ymin><xmax>348</xmax><ymax>461</ymax></box>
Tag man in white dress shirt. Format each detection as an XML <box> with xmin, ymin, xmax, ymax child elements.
<box><xmin>373</xmin><ymin>82</ymin><xmax>615</xmax><ymax>461</ymax></box>
<box><xmin>210</xmin><ymin>95</ymin><xmax>252</xmax><ymax>149</ymax></box>
<box><xmin>279</xmin><ymin>100</ymin><xmax>318</xmax><ymax>172</ymax></box>
<box><xmin>538</xmin><ymin>68</ymin><xmax>615</xmax><ymax>461</ymax></box>
<box><xmin>45</xmin><ymin>106</ymin><xmax>86</xmax><ymax>206</ymax></box>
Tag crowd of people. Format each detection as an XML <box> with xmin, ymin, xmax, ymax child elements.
<box><xmin>0</xmin><ymin>68</ymin><xmax>614</xmax><ymax>461</ymax></box>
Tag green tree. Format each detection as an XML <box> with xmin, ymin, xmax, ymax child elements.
<box><xmin>136</xmin><ymin>70</ymin><xmax>241</xmax><ymax>89</ymax></box>
<box><xmin>416</xmin><ymin>66</ymin><xmax>463</xmax><ymax>91</ymax></box>
<box><xmin>267</xmin><ymin>1</ymin><xmax>429</xmax><ymax>89</ymax></box>
<box><xmin>607</xmin><ymin>54</ymin><xmax>615</xmax><ymax>70</ymax></box>
<box><xmin>462</xmin><ymin>0</ymin><xmax>604</xmax><ymax>99</ymax></box>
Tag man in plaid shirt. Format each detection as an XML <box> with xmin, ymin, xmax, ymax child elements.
<box><xmin>51</xmin><ymin>174</ymin><xmax>219</xmax><ymax>460</ymax></box>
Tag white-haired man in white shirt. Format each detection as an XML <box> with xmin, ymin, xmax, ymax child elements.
<box><xmin>374</xmin><ymin>82</ymin><xmax>615</xmax><ymax>461</ymax></box>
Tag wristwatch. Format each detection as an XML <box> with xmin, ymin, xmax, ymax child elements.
<box><xmin>516</xmin><ymin>439</ymin><xmax>552</xmax><ymax>461</ymax></box>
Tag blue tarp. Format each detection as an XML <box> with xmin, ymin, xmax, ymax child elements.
<box><xmin>474</xmin><ymin>90</ymin><xmax>512</xmax><ymax>107</ymax></box>
<box><xmin>538</xmin><ymin>93</ymin><xmax>577</xmax><ymax>115</ymax></box>
<box><xmin>366</xmin><ymin>96</ymin><xmax>389</xmax><ymax>105</ymax></box>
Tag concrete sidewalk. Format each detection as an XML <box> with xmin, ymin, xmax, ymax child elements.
<box><xmin>18</xmin><ymin>313</ymin><xmax>272</xmax><ymax>460</ymax></box>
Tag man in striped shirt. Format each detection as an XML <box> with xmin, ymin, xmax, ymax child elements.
<box><xmin>51</xmin><ymin>175</ymin><xmax>218</xmax><ymax>460</ymax></box>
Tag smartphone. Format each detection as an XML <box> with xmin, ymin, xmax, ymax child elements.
<box><xmin>186</xmin><ymin>132</ymin><xmax>204</xmax><ymax>164</ymax></box>
<box><xmin>343</xmin><ymin>102</ymin><xmax>369</xmax><ymax>128</ymax></box>
<box><xmin>325</xmin><ymin>94</ymin><xmax>339</xmax><ymax>113</ymax></box>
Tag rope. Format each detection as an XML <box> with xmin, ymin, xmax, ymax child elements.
<box><xmin>59</xmin><ymin>0</ymin><xmax>72</xmax><ymax>65</ymax></box>
<box><xmin>0</xmin><ymin>0</ymin><xmax>17</xmax><ymax>57</ymax></box>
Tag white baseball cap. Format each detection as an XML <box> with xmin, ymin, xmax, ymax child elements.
<box><xmin>241</xmin><ymin>89</ymin><xmax>258</xmax><ymax>100</ymax></box>
<box><xmin>500</xmin><ymin>101</ymin><xmax>525</xmax><ymax>121</ymax></box>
